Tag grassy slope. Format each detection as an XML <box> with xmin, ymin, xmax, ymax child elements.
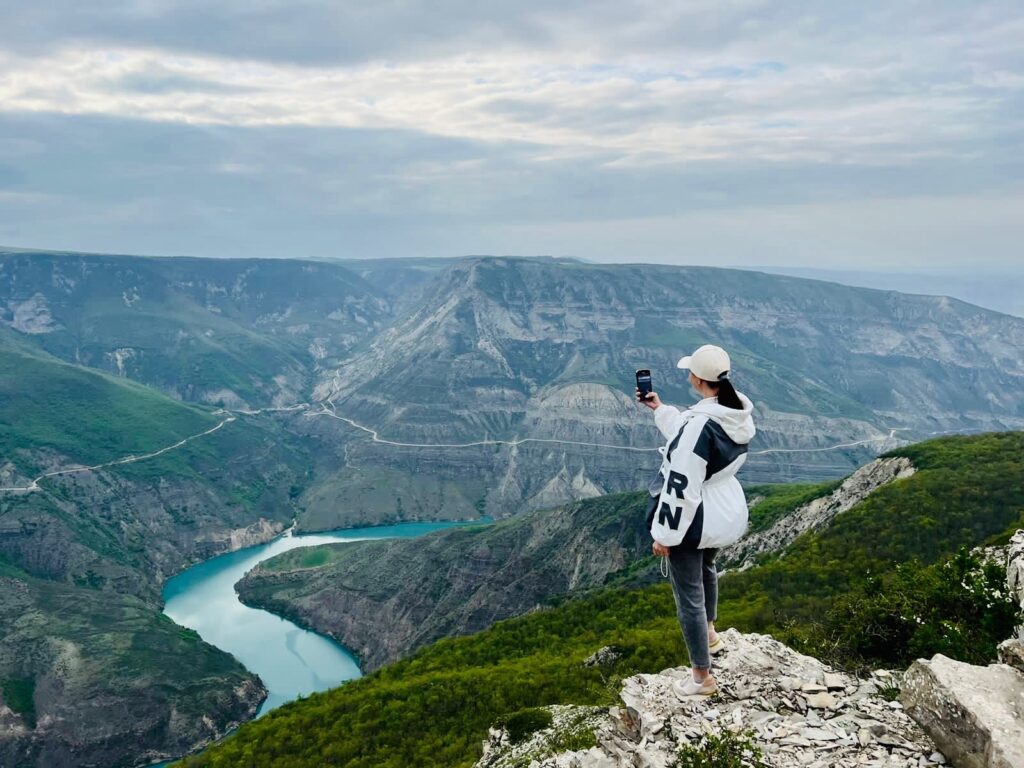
<box><xmin>0</xmin><ymin>330</ymin><xmax>217</xmax><ymax>476</ymax></box>
<box><xmin>179</xmin><ymin>432</ymin><xmax>1024</xmax><ymax>768</ymax></box>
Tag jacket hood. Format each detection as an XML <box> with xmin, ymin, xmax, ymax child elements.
<box><xmin>691</xmin><ymin>392</ymin><xmax>756</xmax><ymax>445</ymax></box>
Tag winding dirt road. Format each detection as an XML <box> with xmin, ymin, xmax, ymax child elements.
<box><xmin>0</xmin><ymin>400</ymin><xmax>903</xmax><ymax>494</ymax></box>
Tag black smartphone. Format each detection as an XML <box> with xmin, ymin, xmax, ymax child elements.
<box><xmin>635</xmin><ymin>369</ymin><xmax>653</xmax><ymax>401</ymax></box>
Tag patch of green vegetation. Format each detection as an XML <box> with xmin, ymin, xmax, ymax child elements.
<box><xmin>0</xmin><ymin>344</ymin><xmax>216</xmax><ymax>476</ymax></box>
<box><xmin>876</xmin><ymin>683</ymin><xmax>901</xmax><ymax>702</ymax></box>
<box><xmin>497</xmin><ymin>707</ymin><xmax>554</xmax><ymax>744</ymax></box>
<box><xmin>720</xmin><ymin>431</ymin><xmax>1024</xmax><ymax>641</ymax></box>
<box><xmin>503</xmin><ymin>708</ymin><xmax>599</xmax><ymax>768</ymax></box>
<box><xmin>263</xmin><ymin>546</ymin><xmax>341</xmax><ymax>572</ymax></box>
<box><xmin>544</xmin><ymin>715</ymin><xmax>598</xmax><ymax>754</ymax></box>
<box><xmin>179</xmin><ymin>432</ymin><xmax>1024</xmax><ymax>768</ymax></box>
<box><xmin>1</xmin><ymin>677</ymin><xmax>36</xmax><ymax>728</ymax></box>
<box><xmin>676</xmin><ymin>729</ymin><xmax>770</xmax><ymax>768</ymax></box>
<box><xmin>802</xmin><ymin>548</ymin><xmax>1020</xmax><ymax>671</ymax></box>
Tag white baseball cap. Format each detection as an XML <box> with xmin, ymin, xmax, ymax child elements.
<box><xmin>677</xmin><ymin>344</ymin><xmax>731</xmax><ymax>381</ymax></box>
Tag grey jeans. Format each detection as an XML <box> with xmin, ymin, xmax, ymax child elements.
<box><xmin>667</xmin><ymin>546</ymin><xmax>719</xmax><ymax>671</ymax></box>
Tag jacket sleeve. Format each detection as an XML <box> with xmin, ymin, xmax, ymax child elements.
<box><xmin>653</xmin><ymin>403</ymin><xmax>688</xmax><ymax>440</ymax></box>
<box><xmin>650</xmin><ymin>415</ymin><xmax>709</xmax><ymax>547</ymax></box>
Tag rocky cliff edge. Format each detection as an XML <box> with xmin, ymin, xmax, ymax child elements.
<box><xmin>477</xmin><ymin>529</ymin><xmax>1024</xmax><ymax>768</ymax></box>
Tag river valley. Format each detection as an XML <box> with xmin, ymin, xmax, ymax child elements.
<box><xmin>162</xmin><ymin>521</ymin><xmax>468</xmax><ymax>717</ymax></box>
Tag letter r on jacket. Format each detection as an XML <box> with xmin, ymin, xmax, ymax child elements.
<box><xmin>666</xmin><ymin>470</ymin><xmax>688</xmax><ymax>498</ymax></box>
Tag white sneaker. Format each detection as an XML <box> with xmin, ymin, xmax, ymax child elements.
<box><xmin>672</xmin><ymin>675</ymin><xmax>718</xmax><ymax>699</ymax></box>
<box><xmin>709</xmin><ymin>634</ymin><xmax>726</xmax><ymax>655</ymax></box>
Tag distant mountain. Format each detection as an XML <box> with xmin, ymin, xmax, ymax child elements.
<box><xmin>4</xmin><ymin>248</ymin><xmax>1024</xmax><ymax>528</ymax></box>
<box><xmin>0</xmin><ymin>250</ymin><xmax>389</xmax><ymax>408</ymax></box>
<box><xmin>757</xmin><ymin>266</ymin><xmax>1024</xmax><ymax>318</ymax></box>
<box><xmin>307</xmin><ymin>256</ymin><xmax>1024</xmax><ymax>523</ymax></box>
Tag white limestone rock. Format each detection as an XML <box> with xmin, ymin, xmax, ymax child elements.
<box><xmin>901</xmin><ymin>654</ymin><xmax>1024</xmax><ymax>768</ymax></box>
<box><xmin>999</xmin><ymin>530</ymin><xmax>1024</xmax><ymax>673</ymax></box>
<box><xmin>476</xmin><ymin>630</ymin><xmax>937</xmax><ymax>768</ymax></box>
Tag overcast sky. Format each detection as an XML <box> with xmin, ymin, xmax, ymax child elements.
<box><xmin>0</xmin><ymin>1</ymin><xmax>1022</xmax><ymax>269</ymax></box>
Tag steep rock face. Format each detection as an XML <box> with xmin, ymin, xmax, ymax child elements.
<box><xmin>998</xmin><ymin>530</ymin><xmax>1024</xmax><ymax>672</ymax></box>
<box><xmin>308</xmin><ymin>256</ymin><xmax>1024</xmax><ymax>522</ymax></box>
<box><xmin>477</xmin><ymin>629</ymin><xmax>942</xmax><ymax>768</ymax></box>
<box><xmin>0</xmin><ymin>454</ymin><xmax>297</xmax><ymax>601</ymax></box>
<box><xmin>722</xmin><ymin>456</ymin><xmax>916</xmax><ymax>569</ymax></box>
<box><xmin>237</xmin><ymin>492</ymin><xmax>652</xmax><ymax>671</ymax></box>
<box><xmin>0</xmin><ymin>575</ymin><xmax>267</xmax><ymax>768</ymax></box>
<box><xmin>0</xmin><ymin>458</ymin><xmax>291</xmax><ymax>768</ymax></box>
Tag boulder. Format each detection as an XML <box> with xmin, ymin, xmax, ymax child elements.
<box><xmin>901</xmin><ymin>654</ymin><xmax>1024</xmax><ymax>768</ymax></box>
<box><xmin>998</xmin><ymin>639</ymin><xmax>1024</xmax><ymax>674</ymax></box>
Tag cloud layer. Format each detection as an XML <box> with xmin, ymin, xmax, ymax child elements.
<box><xmin>0</xmin><ymin>1</ymin><xmax>1021</xmax><ymax>266</ymax></box>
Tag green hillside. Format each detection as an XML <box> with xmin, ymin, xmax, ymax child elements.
<box><xmin>0</xmin><ymin>329</ymin><xmax>313</xmax><ymax>764</ymax></box>
<box><xmin>176</xmin><ymin>432</ymin><xmax>1024</xmax><ymax>768</ymax></box>
<box><xmin>0</xmin><ymin>330</ymin><xmax>217</xmax><ymax>477</ymax></box>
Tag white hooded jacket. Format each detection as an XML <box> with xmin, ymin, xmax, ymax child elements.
<box><xmin>647</xmin><ymin>393</ymin><xmax>756</xmax><ymax>549</ymax></box>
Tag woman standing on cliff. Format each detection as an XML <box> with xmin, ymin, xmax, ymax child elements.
<box><xmin>637</xmin><ymin>344</ymin><xmax>756</xmax><ymax>698</ymax></box>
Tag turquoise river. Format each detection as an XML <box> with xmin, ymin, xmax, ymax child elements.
<box><xmin>162</xmin><ymin>521</ymin><xmax>466</xmax><ymax>715</ymax></box>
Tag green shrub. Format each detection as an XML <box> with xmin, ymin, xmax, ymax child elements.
<box><xmin>802</xmin><ymin>548</ymin><xmax>1020</xmax><ymax>670</ymax></box>
<box><xmin>497</xmin><ymin>707</ymin><xmax>554</xmax><ymax>744</ymax></box>
<box><xmin>1</xmin><ymin>677</ymin><xmax>36</xmax><ymax>728</ymax></box>
<box><xmin>675</xmin><ymin>729</ymin><xmax>770</xmax><ymax>768</ymax></box>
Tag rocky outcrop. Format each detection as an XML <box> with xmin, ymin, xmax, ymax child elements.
<box><xmin>722</xmin><ymin>456</ymin><xmax>916</xmax><ymax>569</ymax></box>
<box><xmin>998</xmin><ymin>530</ymin><xmax>1024</xmax><ymax>672</ymax></box>
<box><xmin>196</xmin><ymin>517</ymin><xmax>287</xmax><ymax>556</ymax></box>
<box><xmin>477</xmin><ymin>629</ymin><xmax>943</xmax><ymax>768</ymax></box>
<box><xmin>901</xmin><ymin>656</ymin><xmax>1023</xmax><ymax>768</ymax></box>
<box><xmin>901</xmin><ymin>529</ymin><xmax>1024</xmax><ymax>768</ymax></box>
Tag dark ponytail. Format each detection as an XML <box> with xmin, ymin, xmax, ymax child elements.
<box><xmin>711</xmin><ymin>373</ymin><xmax>743</xmax><ymax>410</ymax></box>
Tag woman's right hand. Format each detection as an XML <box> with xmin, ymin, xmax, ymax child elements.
<box><xmin>636</xmin><ymin>389</ymin><xmax>662</xmax><ymax>410</ymax></box>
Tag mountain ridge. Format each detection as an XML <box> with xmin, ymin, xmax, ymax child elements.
<box><xmin>304</xmin><ymin>254</ymin><xmax>1024</xmax><ymax>522</ymax></box>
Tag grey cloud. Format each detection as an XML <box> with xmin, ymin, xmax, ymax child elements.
<box><xmin>0</xmin><ymin>1</ymin><xmax>1017</xmax><ymax>69</ymax></box>
<box><xmin>0</xmin><ymin>111</ymin><xmax>1020</xmax><ymax>266</ymax></box>
<box><xmin>111</xmin><ymin>65</ymin><xmax>258</xmax><ymax>95</ymax></box>
<box><xmin>0</xmin><ymin>1</ymin><xmax>1022</xmax><ymax>270</ymax></box>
